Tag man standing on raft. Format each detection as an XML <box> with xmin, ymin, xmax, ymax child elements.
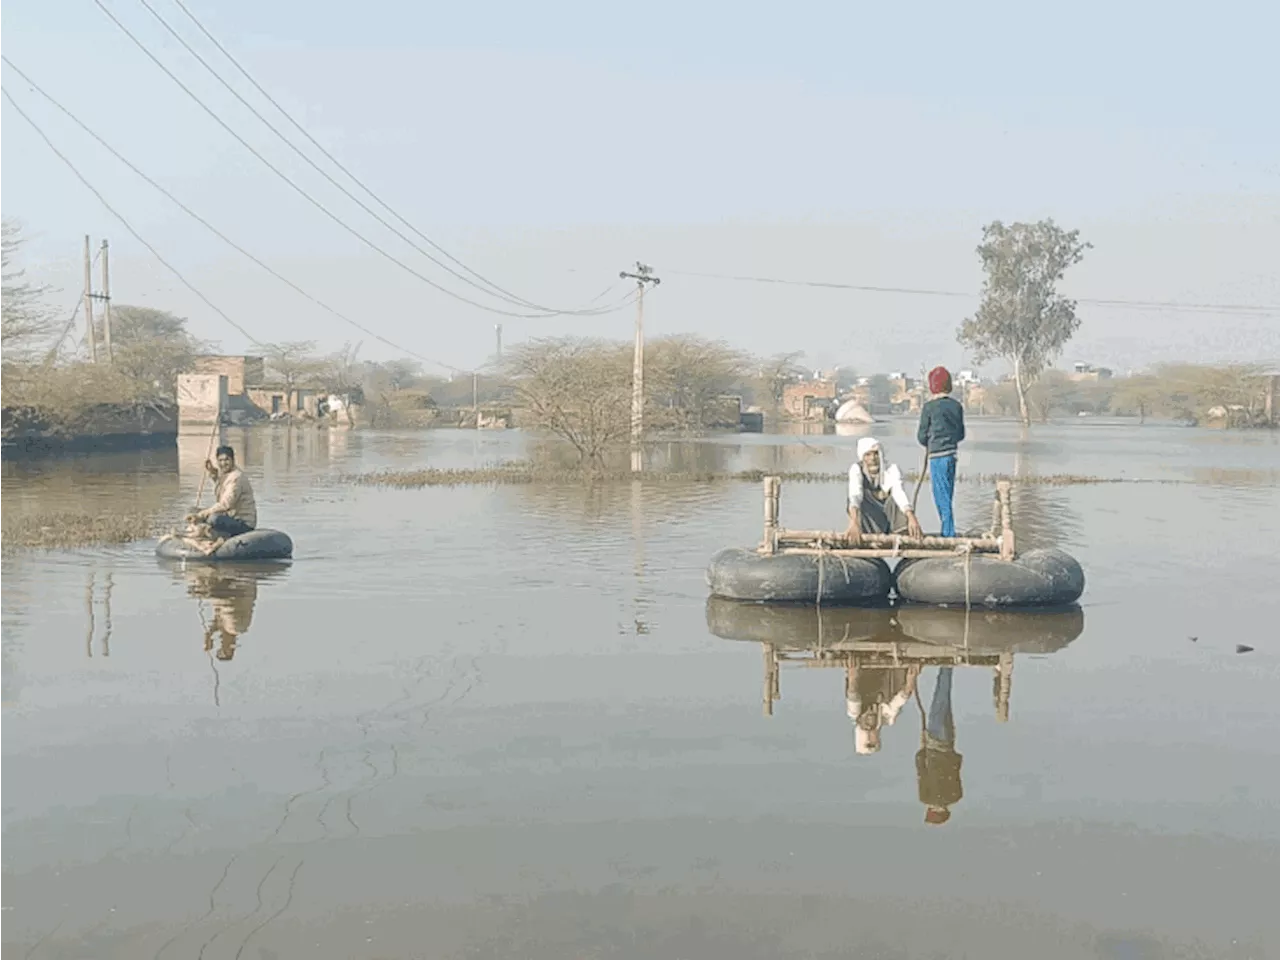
<box><xmin>917</xmin><ymin>366</ymin><xmax>965</xmax><ymax>537</ymax></box>
<box><xmin>845</xmin><ymin>437</ymin><xmax>923</xmax><ymax>544</ymax></box>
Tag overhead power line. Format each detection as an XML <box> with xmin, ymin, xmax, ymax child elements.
<box><xmin>2</xmin><ymin>87</ymin><xmax>260</xmax><ymax>343</ymax></box>
<box><xmin>3</xmin><ymin>56</ymin><xmax>482</xmax><ymax>374</ymax></box>
<box><xmin>90</xmin><ymin>0</ymin><xmax>635</xmax><ymax>321</ymax></box>
<box><xmin>132</xmin><ymin>0</ymin><xmax>615</xmax><ymax>318</ymax></box>
<box><xmin>164</xmin><ymin>0</ymin><xmax>605</xmax><ymax>317</ymax></box>
<box><xmin>666</xmin><ymin>269</ymin><xmax>1280</xmax><ymax>316</ymax></box>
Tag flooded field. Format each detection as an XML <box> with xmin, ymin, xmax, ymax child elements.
<box><xmin>3</xmin><ymin>419</ymin><xmax>1279</xmax><ymax>959</ymax></box>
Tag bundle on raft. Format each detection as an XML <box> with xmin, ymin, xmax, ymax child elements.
<box><xmin>706</xmin><ymin>596</ymin><xmax>1084</xmax><ymax>656</ymax></box>
<box><xmin>706</xmin><ymin>476</ymin><xmax>1084</xmax><ymax>608</ymax></box>
<box><xmin>155</xmin><ymin>528</ymin><xmax>293</xmax><ymax>562</ymax></box>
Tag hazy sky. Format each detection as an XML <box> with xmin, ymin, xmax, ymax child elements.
<box><xmin>3</xmin><ymin>0</ymin><xmax>1278</xmax><ymax>374</ymax></box>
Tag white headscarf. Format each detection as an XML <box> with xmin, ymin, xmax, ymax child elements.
<box><xmin>856</xmin><ymin>437</ymin><xmax>901</xmax><ymax>488</ymax></box>
<box><xmin>851</xmin><ymin>436</ymin><xmax>908</xmax><ymax>510</ymax></box>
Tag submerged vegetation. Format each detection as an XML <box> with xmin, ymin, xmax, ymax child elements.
<box><xmin>1</xmin><ymin>512</ymin><xmax>158</xmax><ymax>551</ymax></box>
<box><xmin>345</xmin><ymin>462</ymin><xmax>1185</xmax><ymax>490</ymax></box>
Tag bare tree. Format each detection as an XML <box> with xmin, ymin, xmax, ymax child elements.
<box><xmin>324</xmin><ymin>341</ymin><xmax>363</xmax><ymax>392</ymax></box>
<box><xmin>504</xmin><ymin>337</ymin><xmax>632</xmax><ymax>469</ymax></box>
<box><xmin>958</xmin><ymin>220</ymin><xmax>1091</xmax><ymax>426</ymax></box>
<box><xmin>646</xmin><ymin>335</ymin><xmax>750</xmax><ymax>430</ymax></box>
<box><xmin>261</xmin><ymin>340</ymin><xmax>324</xmax><ymax>392</ymax></box>
<box><xmin>760</xmin><ymin>350</ymin><xmax>806</xmax><ymax>406</ymax></box>
<box><xmin>106</xmin><ymin>305</ymin><xmax>209</xmax><ymax>392</ymax></box>
<box><xmin>1</xmin><ymin>220</ymin><xmax>55</xmax><ymax>360</ymax></box>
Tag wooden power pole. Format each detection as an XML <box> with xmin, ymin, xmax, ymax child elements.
<box><xmin>83</xmin><ymin>235</ymin><xmax>98</xmax><ymax>362</ymax></box>
<box><xmin>100</xmin><ymin>239</ymin><xmax>113</xmax><ymax>363</ymax></box>
<box><xmin>619</xmin><ymin>262</ymin><xmax>661</xmax><ymax>472</ymax></box>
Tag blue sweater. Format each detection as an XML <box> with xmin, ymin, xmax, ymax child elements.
<box><xmin>917</xmin><ymin>396</ymin><xmax>965</xmax><ymax>458</ymax></box>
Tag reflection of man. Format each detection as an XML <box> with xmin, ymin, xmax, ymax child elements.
<box><xmin>185</xmin><ymin>569</ymin><xmax>258</xmax><ymax>661</ymax></box>
<box><xmin>916</xmin><ymin>667</ymin><xmax>963</xmax><ymax>825</ymax></box>
<box><xmin>848</xmin><ymin>662</ymin><xmax>920</xmax><ymax>755</ymax></box>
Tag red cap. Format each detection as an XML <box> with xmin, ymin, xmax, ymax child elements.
<box><xmin>924</xmin><ymin>807</ymin><xmax>952</xmax><ymax>825</ymax></box>
<box><xmin>927</xmin><ymin>366</ymin><xmax>952</xmax><ymax>395</ymax></box>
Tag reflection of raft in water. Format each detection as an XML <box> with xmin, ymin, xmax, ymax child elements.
<box><xmin>706</xmin><ymin>596</ymin><xmax>1085</xmax><ymax>656</ymax></box>
<box><xmin>707</xmin><ymin>476</ymin><xmax>1084</xmax><ymax>608</ymax></box>
<box><xmin>156</xmin><ymin>528</ymin><xmax>294</xmax><ymax>562</ymax></box>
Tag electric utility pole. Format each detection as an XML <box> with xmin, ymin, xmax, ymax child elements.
<box><xmin>494</xmin><ymin>323</ymin><xmax>503</xmax><ymax>361</ymax></box>
<box><xmin>83</xmin><ymin>235</ymin><xmax>98</xmax><ymax>363</ymax></box>
<box><xmin>99</xmin><ymin>239</ymin><xmax>113</xmax><ymax>363</ymax></box>
<box><xmin>619</xmin><ymin>262</ymin><xmax>661</xmax><ymax>472</ymax></box>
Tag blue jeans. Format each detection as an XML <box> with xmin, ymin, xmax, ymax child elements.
<box><xmin>209</xmin><ymin>514</ymin><xmax>254</xmax><ymax>538</ymax></box>
<box><xmin>925</xmin><ymin>667</ymin><xmax>955</xmax><ymax>746</ymax></box>
<box><xmin>929</xmin><ymin>454</ymin><xmax>957</xmax><ymax>537</ymax></box>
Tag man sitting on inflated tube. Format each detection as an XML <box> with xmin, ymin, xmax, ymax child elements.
<box><xmin>187</xmin><ymin>445</ymin><xmax>257</xmax><ymax>548</ymax></box>
<box><xmin>845</xmin><ymin>437</ymin><xmax>922</xmax><ymax>544</ymax></box>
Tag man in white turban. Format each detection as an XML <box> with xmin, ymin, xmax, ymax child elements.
<box><xmin>846</xmin><ymin>436</ymin><xmax>923</xmax><ymax>544</ymax></box>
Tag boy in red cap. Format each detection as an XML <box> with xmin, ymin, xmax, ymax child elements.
<box><xmin>916</xmin><ymin>366</ymin><xmax>965</xmax><ymax>536</ymax></box>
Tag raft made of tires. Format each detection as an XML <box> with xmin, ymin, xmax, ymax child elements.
<box><xmin>706</xmin><ymin>547</ymin><xmax>891</xmax><ymax>605</ymax></box>
<box><xmin>155</xmin><ymin>528</ymin><xmax>294</xmax><ymax>562</ymax></box>
<box><xmin>894</xmin><ymin>547</ymin><xmax>1084</xmax><ymax>608</ymax></box>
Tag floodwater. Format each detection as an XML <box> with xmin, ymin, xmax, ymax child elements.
<box><xmin>3</xmin><ymin>419</ymin><xmax>1278</xmax><ymax>959</ymax></box>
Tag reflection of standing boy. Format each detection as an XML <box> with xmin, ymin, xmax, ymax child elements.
<box><xmin>916</xmin><ymin>667</ymin><xmax>963</xmax><ymax>825</ymax></box>
<box><xmin>916</xmin><ymin>367</ymin><xmax>965</xmax><ymax>537</ymax></box>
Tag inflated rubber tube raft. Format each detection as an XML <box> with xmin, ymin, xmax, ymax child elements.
<box><xmin>893</xmin><ymin>548</ymin><xmax>1084</xmax><ymax>608</ymax></box>
<box><xmin>706</xmin><ymin>596</ymin><xmax>1084</xmax><ymax>656</ymax></box>
<box><xmin>706</xmin><ymin>547</ymin><xmax>892</xmax><ymax>605</ymax></box>
<box><xmin>155</xmin><ymin>528</ymin><xmax>293</xmax><ymax>562</ymax></box>
<box><xmin>710</xmin><ymin>475</ymin><xmax>1085</xmax><ymax>609</ymax></box>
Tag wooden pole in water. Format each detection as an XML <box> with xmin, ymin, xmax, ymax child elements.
<box><xmin>762</xmin><ymin>475</ymin><xmax>781</xmax><ymax>554</ymax></box>
<box><xmin>997</xmin><ymin>480</ymin><xmax>1015</xmax><ymax>560</ymax></box>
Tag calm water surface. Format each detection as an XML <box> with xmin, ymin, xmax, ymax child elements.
<box><xmin>3</xmin><ymin>420</ymin><xmax>1279</xmax><ymax>959</ymax></box>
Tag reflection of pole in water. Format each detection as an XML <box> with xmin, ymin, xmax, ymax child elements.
<box><xmin>85</xmin><ymin>573</ymin><xmax>95</xmax><ymax>658</ymax></box>
<box><xmin>102</xmin><ymin>572</ymin><xmax>113</xmax><ymax>657</ymax></box>
<box><xmin>763</xmin><ymin>643</ymin><xmax>778</xmax><ymax>716</ymax></box>
<box><xmin>630</xmin><ymin>479</ymin><xmax>648</xmax><ymax>635</ymax></box>
<box><xmin>994</xmin><ymin>651</ymin><xmax>1012</xmax><ymax>722</ymax></box>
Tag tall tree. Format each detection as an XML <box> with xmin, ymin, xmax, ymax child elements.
<box><xmin>1</xmin><ymin>220</ymin><xmax>55</xmax><ymax>360</ymax></box>
<box><xmin>106</xmin><ymin>305</ymin><xmax>209</xmax><ymax>392</ymax></box>
<box><xmin>958</xmin><ymin>220</ymin><xmax>1091</xmax><ymax>426</ymax></box>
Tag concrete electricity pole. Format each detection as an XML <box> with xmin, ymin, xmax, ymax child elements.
<box><xmin>99</xmin><ymin>239</ymin><xmax>113</xmax><ymax>363</ymax></box>
<box><xmin>619</xmin><ymin>262</ymin><xmax>661</xmax><ymax>472</ymax></box>
<box><xmin>83</xmin><ymin>235</ymin><xmax>98</xmax><ymax>363</ymax></box>
<box><xmin>495</xmin><ymin>323</ymin><xmax>503</xmax><ymax>361</ymax></box>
